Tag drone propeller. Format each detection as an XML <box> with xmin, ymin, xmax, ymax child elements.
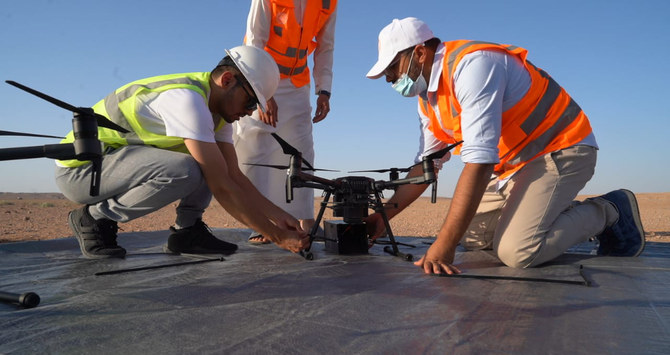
<box><xmin>425</xmin><ymin>140</ymin><xmax>464</xmax><ymax>161</ymax></box>
<box><xmin>5</xmin><ymin>80</ymin><xmax>129</xmax><ymax>134</ymax></box>
<box><xmin>244</xmin><ymin>162</ymin><xmax>338</xmax><ymax>172</ymax></box>
<box><xmin>0</xmin><ymin>130</ymin><xmax>63</xmax><ymax>139</ymax></box>
<box><xmin>270</xmin><ymin>133</ymin><xmax>314</xmax><ymax>171</ymax></box>
<box><xmin>348</xmin><ymin>167</ymin><xmax>412</xmax><ymax>174</ymax></box>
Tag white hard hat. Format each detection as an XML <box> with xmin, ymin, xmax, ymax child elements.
<box><xmin>224</xmin><ymin>45</ymin><xmax>279</xmax><ymax>112</ymax></box>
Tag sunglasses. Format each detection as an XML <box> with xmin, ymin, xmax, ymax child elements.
<box><xmin>235</xmin><ymin>75</ymin><xmax>259</xmax><ymax>111</ymax></box>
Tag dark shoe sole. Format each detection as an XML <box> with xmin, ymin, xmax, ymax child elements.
<box><xmin>620</xmin><ymin>189</ymin><xmax>646</xmax><ymax>257</ymax></box>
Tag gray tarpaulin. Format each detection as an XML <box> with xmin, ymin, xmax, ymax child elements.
<box><xmin>1</xmin><ymin>229</ymin><xmax>669</xmax><ymax>354</ymax></box>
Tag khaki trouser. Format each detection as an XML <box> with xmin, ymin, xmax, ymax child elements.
<box><xmin>461</xmin><ymin>145</ymin><xmax>618</xmax><ymax>268</ymax></box>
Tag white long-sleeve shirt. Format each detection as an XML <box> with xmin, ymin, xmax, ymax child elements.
<box><xmin>416</xmin><ymin>43</ymin><xmax>597</xmax><ymax>168</ymax></box>
<box><xmin>244</xmin><ymin>0</ymin><xmax>336</xmax><ymax>94</ymax></box>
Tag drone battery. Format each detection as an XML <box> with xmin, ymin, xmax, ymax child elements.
<box><xmin>323</xmin><ymin>220</ymin><xmax>368</xmax><ymax>255</ymax></box>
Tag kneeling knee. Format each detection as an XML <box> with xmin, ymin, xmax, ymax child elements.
<box><xmin>496</xmin><ymin>244</ymin><xmax>535</xmax><ymax>269</ymax></box>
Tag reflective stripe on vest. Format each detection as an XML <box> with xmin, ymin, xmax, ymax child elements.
<box><xmin>265</xmin><ymin>0</ymin><xmax>336</xmax><ymax>87</ymax></box>
<box><xmin>58</xmin><ymin>72</ymin><xmax>224</xmax><ymax>168</ymax></box>
<box><xmin>420</xmin><ymin>40</ymin><xmax>592</xmax><ymax>179</ymax></box>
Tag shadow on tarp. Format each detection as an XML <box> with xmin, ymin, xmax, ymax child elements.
<box><xmin>1</xmin><ymin>229</ymin><xmax>669</xmax><ymax>354</ymax></box>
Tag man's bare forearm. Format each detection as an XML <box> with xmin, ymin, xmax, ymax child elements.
<box><xmin>384</xmin><ymin>164</ymin><xmax>431</xmax><ymax>219</ymax></box>
<box><xmin>435</xmin><ymin>163</ymin><xmax>494</xmax><ymax>248</ymax></box>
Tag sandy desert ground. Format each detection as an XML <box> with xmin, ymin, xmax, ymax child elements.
<box><xmin>1</xmin><ymin>192</ymin><xmax>668</xmax><ymax>244</ymax></box>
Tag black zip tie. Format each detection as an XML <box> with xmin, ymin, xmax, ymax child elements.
<box><xmin>435</xmin><ymin>264</ymin><xmax>591</xmax><ymax>287</ymax></box>
<box><xmin>95</xmin><ymin>257</ymin><xmax>225</xmax><ymax>276</ymax></box>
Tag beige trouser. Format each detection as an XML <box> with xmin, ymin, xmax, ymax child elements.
<box><xmin>461</xmin><ymin>145</ymin><xmax>618</xmax><ymax>268</ymax></box>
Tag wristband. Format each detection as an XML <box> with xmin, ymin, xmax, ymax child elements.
<box><xmin>317</xmin><ymin>90</ymin><xmax>331</xmax><ymax>98</ymax></box>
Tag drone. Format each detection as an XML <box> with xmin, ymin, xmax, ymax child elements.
<box><xmin>0</xmin><ymin>80</ymin><xmax>129</xmax><ymax>196</ymax></box>
<box><xmin>250</xmin><ymin>133</ymin><xmax>462</xmax><ymax>261</ymax></box>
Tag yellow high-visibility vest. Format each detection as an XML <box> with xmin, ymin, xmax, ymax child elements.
<box><xmin>59</xmin><ymin>72</ymin><xmax>224</xmax><ymax>167</ymax></box>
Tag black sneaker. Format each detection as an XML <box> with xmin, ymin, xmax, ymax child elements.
<box><xmin>68</xmin><ymin>206</ymin><xmax>126</xmax><ymax>259</ymax></box>
<box><xmin>595</xmin><ymin>189</ymin><xmax>646</xmax><ymax>257</ymax></box>
<box><xmin>165</xmin><ymin>219</ymin><xmax>238</xmax><ymax>255</ymax></box>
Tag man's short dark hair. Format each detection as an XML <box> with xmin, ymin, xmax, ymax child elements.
<box><xmin>211</xmin><ymin>56</ymin><xmax>241</xmax><ymax>77</ymax></box>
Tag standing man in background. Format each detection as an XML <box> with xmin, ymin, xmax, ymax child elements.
<box><xmin>234</xmin><ymin>0</ymin><xmax>337</xmax><ymax>244</ymax></box>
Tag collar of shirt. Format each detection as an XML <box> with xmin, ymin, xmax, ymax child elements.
<box><xmin>425</xmin><ymin>42</ymin><xmax>446</xmax><ymax>105</ymax></box>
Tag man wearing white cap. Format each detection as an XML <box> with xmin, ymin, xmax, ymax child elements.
<box><xmin>57</xmin><ymin>45</ymin><xmax>309</xmax><ymax>259</ymax></box>
<box><xmin>365</xmin><ymin>17</ymin><xmax>645</xmax><ymax>273</ymax></box>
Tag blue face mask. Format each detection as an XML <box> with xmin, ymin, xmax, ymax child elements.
<box><xmin>392</xmin><ymin>50</ymin><xmax>427</xmax><ymax>97</ymax></box>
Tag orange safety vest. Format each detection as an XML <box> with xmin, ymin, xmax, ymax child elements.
<box><xmin>265</xmin><ymin>0</ymin><xmax>336</xmax><ymax>87</ymax></box>
<box><xmin>420</xmin><ymin>40</ymin><xmax>592</xmax><ymax>179</ymax></box>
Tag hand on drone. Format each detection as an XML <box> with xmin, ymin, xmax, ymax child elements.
<box><xmin>414</xmin><ymin>240</ymin><xmax>461</xmax><ymax>275</ymax></box>
<box><xmin>268</xmin><ymin>212</ymin><xmax>310</xmax><ymax>253</ymax></box>
<box><xmin>274</xmin><ymin>228</ymin><xmax>310</xmax><ymax>253</ymax></box>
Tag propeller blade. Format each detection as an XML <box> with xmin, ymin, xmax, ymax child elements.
<box><xmin>270</xmin><ymin>133</ymin><xmax>315</xmax><ymax>170</ymax></box>
<box><xmin>244</xmin><ymin>162</ymin><xmax>338</xmax><ymax>172</ymax></box>
<box><xmin>309</xmin><ymin>167</ymin><xmax>339</xmax><ymax>172</ymax></box>
<box><xmin>5</xmin><ymin>80</ymin><xmax>130</xmax><ymax>134</ymax></box>
<box><xmin>0</xmin><ymin>130</ymin><xmax>64</xmax><ymax>139</ymax></box>
<box><xmin>409</xmin><ymin>140</ymin><xmax>465</xmax><ymax>169</ymax></box>
<box><xmin>270</xmin><ymin>133</ymin><xmax>299</xmax><ymax>155</ymax></box>
<box><xmin>425</xmin><ymin>140</ymin><xmax>464</xmax><ymax>160</ymax></box>
<box><xmin>6</xmin><ymin>80</ymin><xmax>80</xmax><ymax>113</ymax></box>
<box><xmin>348</xmin><ymin>167</ymin><xmax>412</xmax><ymax>174</ymax></box>
<box><xmin>94</xmin><ymin>114</ymin><xmax>131</xmax><ymax>133</ymax></box>
<box><xmin>244</xmin><ymin>163</ymin><xmax>289</xmax><ymax>170</ymax></box>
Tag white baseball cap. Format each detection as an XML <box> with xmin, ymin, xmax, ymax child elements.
<box><xmin>366</xmin><ymin>17</ymin><xmax>435</xmax><ymax>79</ymax></box>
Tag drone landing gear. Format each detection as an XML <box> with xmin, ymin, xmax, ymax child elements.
<box><xmin>299</xmin><ymin>180</ymin><xmax>413</xmax><ymax>262</ymax></box>
<box><xmin>372</xmin><ymin>188</ymin><xmax>414</xmax><ymax>262</ymax></box>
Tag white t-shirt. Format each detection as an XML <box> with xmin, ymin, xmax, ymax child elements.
<box><xmin>416</xmin><ymin>43</ymin><xmax>597</xmax><ymax>169</ymax></box>
<box><xmin>137</xmin><ymin>88</ymin><xmax>233</xmax><ymax>144</ymax></box>
<box><xmin>55</xmin><ymin>87</ymin><xmax>233</xmax><ymax>167</ymax></box>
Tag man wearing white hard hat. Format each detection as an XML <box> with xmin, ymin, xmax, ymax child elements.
<box><xmin>365</xmin><ymin>17</ymin><xmax>645</xmax><ymax>273</ymax></box>
<box><xmin>56</xmin><ymin>45</ymin><xmax>310</xmax><ymax>259</ymax></box>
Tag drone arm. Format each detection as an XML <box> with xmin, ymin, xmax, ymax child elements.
<box><xmin>284</xmin><ymin>154</ymin><xmax>337</xmax><ymax>202</ymax></box>
<box><xmin>373</xmin><ymin>164</ymin><xmax>431</xmax><ymax>220</ymax></box>
<box><xmin>296</xmin><ymin>171</ymin><xmax>339</xmax><ymax>188</ymax></box>
<box><xmin>375</xmin><ymin>174</ymin><xmax>432</xmax><ymax>190</ymax></box>
<box><xmin>0</xmin><ymin>143</ymin><xmax>76</xmax><ymax>161</ymax></box>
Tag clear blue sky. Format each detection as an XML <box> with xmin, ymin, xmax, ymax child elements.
<box><xmin>1</xmin><ymin>0</ymin><xmax>668</xmax><ymax>197</ymax></box>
